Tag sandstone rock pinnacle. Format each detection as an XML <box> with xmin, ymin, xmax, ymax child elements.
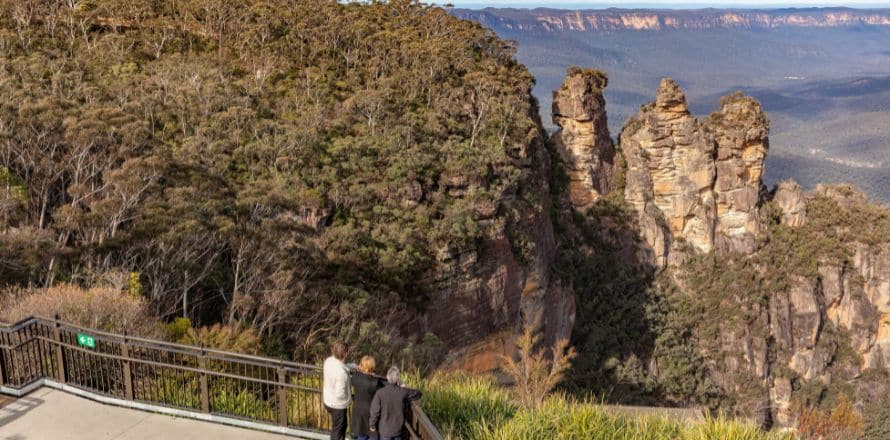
<box><xmin>551</xmin><ymin>68</ymin><xmax>616</xmax><ymax>210</ymax></box>
<box><xmin>621</xmin><ymin>79</ymin><xmax>769</xmax><ymax>267</ymax></box>
<box><xmin>710</xmin><ymin>92</ymin><xmax>770</xmax><ymax>254</ymax></box>
<box><xmin>655</xmin><ymin>78</ymin><xmax>689</xmax><ymax>116</ymax></box>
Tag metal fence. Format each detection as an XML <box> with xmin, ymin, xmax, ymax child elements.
<box><xmin>0</xmin><ymin>316</ymin><xmax>442</xmax><ymax>440</ymax></box>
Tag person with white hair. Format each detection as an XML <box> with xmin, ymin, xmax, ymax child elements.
<box><xmin>369</xmin><ymin>367</ymin><xmax>422</xmax><ymax>440</ymax></box>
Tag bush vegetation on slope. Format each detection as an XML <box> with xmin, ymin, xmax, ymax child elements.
<box><xmin>0</xmin><ymin>0</ymin><xmax>539</xmax><ymax>366</ymax></box>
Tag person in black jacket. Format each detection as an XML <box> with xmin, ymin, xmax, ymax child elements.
<box><xmin>369</xmin><ymin>367</ymin><xmax>422</xmax><ymax>440</ymax></box>
<box><xmin>350</xmin><ymin>356</ymin><xmax>384</xmax><ymax>440</ymax></box>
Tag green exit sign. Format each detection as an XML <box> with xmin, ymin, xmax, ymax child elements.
<box><xmin>77</xmin><ymin>333</ymin><xmax>96</xmax><ymax>349</ymax></box>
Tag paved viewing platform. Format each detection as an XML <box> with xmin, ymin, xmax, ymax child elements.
<box><xmin>0</xmin><ymin>388</ymin><xmax>298</xmax><ymax>440</ymax></box>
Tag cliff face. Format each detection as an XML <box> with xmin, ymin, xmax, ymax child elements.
<box><xmin>551</xmin><ymin>69</ymin><xmax>615</xmax><ymax>210</ymax></box>
<box><xmin>436</xmin><ymin>102</ymin><xmax>575</xmax><ymax>373</ymax></box>
<box><xmin>710</xmin><ymin>93</ymin><xmax>770</xmax><ymax>255</ymax></box>
<box><xmin>620</xmin><ymin>79</ymin><xmax>767</xmax><ymax>267</ymax></box>
<box><xmin>765</xmin><ymin>185</ymin><xmax>890</xmax><ymax>426</ymax></box>
<box><xmin>558</xmin><ymin>72</ymin><xmax>890</xmax><ymax>427</ymax></box>
<box><xmin>452</xmin><ymin>8</ymin><xmax>890</xmax><ymax>33</ymax></box>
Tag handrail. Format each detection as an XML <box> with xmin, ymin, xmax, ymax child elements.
<box><xmin>0</xmin><ymin>316</ymin><xmax>443</xmax><ymax>440</ymax></box>
<box><xmin>2</xmin><ymin>316</ymin><xmax>321</xmax><ymax>370</ymax></box>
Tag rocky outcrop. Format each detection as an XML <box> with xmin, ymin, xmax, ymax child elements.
<box><xmin>709</xmin><ymin>93</ymin><xmax>769</xmax><ymax>255</ymax></box>
<box><xmin>552</xmin><ymin>68</ymin><xmax>615</xmax><ymax>210</ymax></box>
<box><xmin>814</xmin><ymin>183</ymin><xmax>869</xmax><ymax>207</ymax></box>
<box><xmin>773</xmin><ymin>180</ymin><xmax>807</xmax><ymax>227</ymax></box>
<box><xmin>618</xmin><ymin>78</ymin><xmax>890</xmax><ymax>427</ymax></box>
<box><xmin>449</xmin><ymin>66</ymin><xmax>890</xmax><ymax>427</ymax></box>
<box><xmin>621</xmin><ymin>79</ymin><xmax>768</xmax><ymax>267</ymax></box>
<box><xmin>752</xmin><ymin>184</ymin><xmax>890</xmax><ymax>426</ymax></box>
<box><xmin>852</xmin><ymin>242</ymin><xmax>890</xmax><ymax>369</ymax></box>
<box><xmin>453</xmin><ymin>8</ymin><xmax>890</xmax><ymax>33</ymax></box>
<box><xmin>435</xmin><ymin>103</ymin><xmax>575</xmax><ymax>372</ymax></box>
<box><xmin>622</xmin><ymin>78</ymin><xmax>715</xmax><ymax>267</ymax></box>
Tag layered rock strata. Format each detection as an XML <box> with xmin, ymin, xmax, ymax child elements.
<box><xmin>551</xmin><ymin>69</ymin><xmax>616</xmax><ymax>210</ymax></box>
<box><xmin>621</xmin><ymin>79</ymin><xmax>768</xmax><ymax>267</ymax></box>
<box><xmin>454</xmin><ymin>8</ymin><xmax>890</xmax><ymax>33</ymax></box>
<box><xmin>765</xmin><ymin>185</ymin><xmax>890</xmax><ymax>425</ymax></box>
<box><xmin>710</xmin><ymin>93</ymin><xmax>769</xmax><ymax>254</ymax></box>
<box><xmin>434</xmin><ymin>103</ymin><xmax>575</xmax><ymax>373</ymax></box>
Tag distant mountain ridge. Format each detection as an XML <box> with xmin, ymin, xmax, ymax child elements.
<box><xmin>451</xmin><ymin>7</ymin><xmax>890</xmax><ymax>32</ymax></box>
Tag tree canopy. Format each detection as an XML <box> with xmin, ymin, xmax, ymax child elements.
<box><xmin>0</xmin><ymin>0</ymin><xmax>539</xmax><ymax>363</ymax></box>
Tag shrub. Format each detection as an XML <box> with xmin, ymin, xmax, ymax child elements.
<box><xmin>501</xmin><ymin>325</ymin><xmax>577</xmax><ymax>409</ymax></box>
<box><xmin>796</xmin><ymin>395</ymin><xmax>863</xmax><ymax>440</ymax></box>
<box><xmin>178</xmin><ymin>323</ymin><xmax>262</xmax><ymax>354</ymax></box>
<box><xmin>0</xmin><ymin>283</ymin><xmax>160</xmax><ymax>337</ymax></box>
<box><xmin>862</xmin><ymin>394</ymin><xmax>890</xmax><ymax>440</ymax></box>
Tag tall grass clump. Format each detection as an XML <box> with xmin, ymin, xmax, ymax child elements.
<box><xmin>411</xmin><ymin>372</ymin><xmax>517</xmax><ymax>439</ymax></box>
<box><xmin>796</xmin><ymin>395</ymin><xmax>863</xmax><ymax>440</ymax></box>
<box><xmin>419</xmin><ymin>374</ymin><xmax>794</xmax><ymax>440</ymax></box>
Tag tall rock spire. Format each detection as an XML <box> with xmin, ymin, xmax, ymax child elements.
<box><xmin>620</xmin><ymin>78</ymin><xmax>769</xmax><ymax>267</ymax></box>
<box><xmin>710</xmin><ymin>92</ymin><xmax>770</xmax><ymax>254</ymax></box>
<box><xmin>551</xmin><ymin>67</ymin><xmax>616</xmax><ymax>210</ymax></box>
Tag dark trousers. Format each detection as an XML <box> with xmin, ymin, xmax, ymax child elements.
<box><xmin>326</xmin><ymin>405</ymin><xmax>348</xmax><ymax>440</ymax></box>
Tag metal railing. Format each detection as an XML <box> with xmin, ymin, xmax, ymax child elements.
<box><xmin>0</xmin><ymin>316</ymin><xmax>443</xmax><ymax>440</ymax></box>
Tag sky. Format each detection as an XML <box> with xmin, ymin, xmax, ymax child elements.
<box><xmin>446</xmin><ymin>1</ymin><xmax>890</xmax><ymax>8</ymax></box>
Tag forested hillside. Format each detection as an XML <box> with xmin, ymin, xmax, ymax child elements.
<box><xmin>4</xmin><ymin>1</ymin><xmax>890</xmax><ymax>436</ymax></box>
<box><xmin>0</xmin><ymin>0</ymin><xmax>556</xmax><ymax>367</ymax></box>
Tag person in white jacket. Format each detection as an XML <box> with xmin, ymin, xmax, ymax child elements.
<box><xmin>323</xmin><ymin>341</ymin><xmax>351</xmax><ymax>440</ymax></box>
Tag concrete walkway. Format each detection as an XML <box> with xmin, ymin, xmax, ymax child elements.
<box><xmin>0</xmin><ymin>389</ymin><xmax>300</xmax><ymax>440</ymax></box>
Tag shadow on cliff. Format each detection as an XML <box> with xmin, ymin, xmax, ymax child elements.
<box><xmin>548</xmin><ymin>157</ymin><xmax>665</xmax><ymax>406</ymax></box>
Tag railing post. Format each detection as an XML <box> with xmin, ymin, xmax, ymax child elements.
<box><xmin>122</xmin><ymin>334</ymin><xmax>134</xmax><ymax>400</ymax></box>
<box><xmin>277</xmin><ymin>365</ymin><xmax>288</xmax><ymax>427</ymax></box>
<box><xmin>53</xmin><ymin>315</ymin><xmax>66</xmax><ymax>383</ymax></box>
<box><xmin>199</xmin><ymin>347</ymin><xmax>210</xmax><ymax>414</ymax></box>
<box><xmin>0</xmin><ymin>335</ymin><xmax>7</xmax><ymax>387</ymax></box>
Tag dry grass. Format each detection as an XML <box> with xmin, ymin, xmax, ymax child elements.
<box><xmin>0</xmin><ymin>283</ymin><xmax>160</xmax><ymax>337</ymax></box>
<box><xmin>796</xmin><ymin>395</ymin><xmax>863</xmax><ymax>440</ymax></box>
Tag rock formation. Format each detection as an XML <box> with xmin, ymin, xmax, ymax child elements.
<box><xmin>621</xmin><ymin>79</ymin><xmax>768</xmax><ymax>267</ymax></box>
<box><xmin>451</xmin><ymin>67</ymin><xmax>890</xmax><ymax>427</ymax></box>
<box><xmin>709</xmin><ymin>93</ymin><xmax>769</xmax><ymax>254</ymax></box>
<box><xmin>767</xmin><ymin>188</ymin><xmax>890</xmax><ymax>424</ymax></box>
<box><xmin>616</xmin><ymin>78</ymin><xmax>890</xmax><ymax>427</ymax></box>
<box><xmin>454</xmin><ymin>8</ymin><xmax>890</xmax><ymax>33</ymax></box>
<box><xmin>435</xmin><ymin>103</ymin><xmax>575</xmax><ymax>373</ymax></box>
<box><xmin>773</xmin><ymin>180</ymin><xmax>807</xmax><ymax>227</ymax></box>
<box><xmin>551</xmin><ymin>68</ymin><xmax>616</xmax><ymax>210</ymax></box>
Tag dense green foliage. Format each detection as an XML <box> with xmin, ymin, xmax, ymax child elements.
<box><xmin>552</xmin><ymin>170</ymin><xmax>719</xmax><ymax>408</ymax></box>
<box><xmin>0</xmin><ymin>0</ymin><xmax>539</xmax><ymax>364</ymax></box>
